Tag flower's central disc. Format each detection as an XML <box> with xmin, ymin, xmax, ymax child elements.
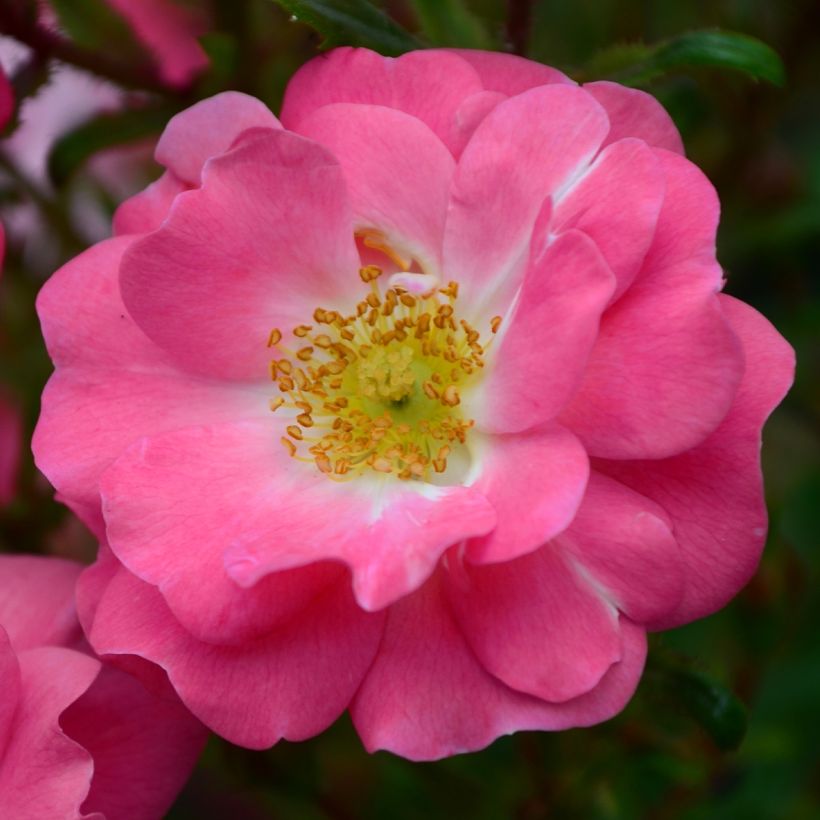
<box><xmin>268</xmin><ymin>264</ymin><xmax>501</xmax><ymax>482</ymax></box>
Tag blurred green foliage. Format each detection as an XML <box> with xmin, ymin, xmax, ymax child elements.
<box><xmin>1</xmin><ymin>0</ymin><xmax>818</xmax><ymax>817</ymax></box>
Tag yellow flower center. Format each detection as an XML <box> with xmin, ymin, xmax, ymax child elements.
<box><xmin>267</xmin><ymin>265</ymin><xmax>501</xmax><ymax>482</ymax></box>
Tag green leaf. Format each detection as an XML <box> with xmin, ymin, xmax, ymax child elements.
<box><xmin>47</xmin><ymin>106</ymin><xmax>174</xmax><ymax>187</ymax></box>
<box><xmin>269</xmin><ymin>0</ymin><xmax>421</xmax><ymax>55</ymax></box>
<box><xmin>409</xmin><ymin>0</ymin><xmax>491</xmax><ymax>49</ymax></box>
<box><xmin>50</xmin><ymin>0</ymin><xmax>142</xmax><ymax>56</ymax></box>
<box><xmin>592</xmin><ymin>29</ymin><xmax>785</xmax><ymax>88</ymax></box>
<box><xmin>647</xmin><ymin>652</ymin><xmax>748</xmax><ymax>750</ymax></box>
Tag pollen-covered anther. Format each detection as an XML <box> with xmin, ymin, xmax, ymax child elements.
<box><xmin>267</xmin><ymin>272</ymin><xmax>499</xmax><ymax>481</ymax></box>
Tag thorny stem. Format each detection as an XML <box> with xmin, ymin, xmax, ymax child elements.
<box><xmin>506</xmin><ymin>0</ymin><xmax>534</xmax><ymax>56</ymax></box>
<box><xmin>0</xmin><ymin>2</ymin><xmax>172</xmax><ymax>93</ymax></box>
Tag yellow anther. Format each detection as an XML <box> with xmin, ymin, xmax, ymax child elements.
<box><xmin>266</xmin><ymin>262</ymin><xmax>493</xmax><ymax>482</ymax></box>
<box><xmin>491</xmin><ymin>315</ymin><xmax>503</xmax><ymax>333</ymax></box>
<box><xmin>422</xmin><ymin>381</ymin><xmax>439</xmax><ymax>400</ymax></box>
<box><xmin>359</xmin><ymin>265</ymin><xmax>383</xmax><ymax>282</ymax></box>
<box><xmin>281</xmin><ymin>437</ymin><xmax>297</xmax><ymax>457</ymax></box>
<box><xmin>372</xmin><ymin>458</ymin><xmax>393</xmax><ymax>473</ymax></box>
<box><xmin>442</xmin><ymin>385</ymin><xmax>460</xmax><ymax>406</ymax></box>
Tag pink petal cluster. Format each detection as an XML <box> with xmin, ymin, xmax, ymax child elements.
<box><xmin>0</xmin><ymin>555</ymin><xmax>206</xmax><ymax>818</ymax></box>
<box><xmin>35</xmin><ymin>48</ymin><xmax>794</xmax><ymax>760</ymax></box>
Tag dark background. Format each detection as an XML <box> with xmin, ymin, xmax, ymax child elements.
<box><xmin>0</xmin><ymin>1</ymin><xmax>818</xmax><ymax>817</ymax></box>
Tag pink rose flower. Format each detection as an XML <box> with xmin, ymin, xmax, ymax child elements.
<box><xmin>0</xmin><ymin>555</ymin><xmax>206</xmax><ymax>819</ymax></box>
<box><xmin>34</xmin><ymin>48</ymin><xmax>794</xmax><ymax>760</ymax></box>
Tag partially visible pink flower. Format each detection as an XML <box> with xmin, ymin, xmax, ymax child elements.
<box><xmin>0</xmin><ymin>62</ymin><xmax>13</xmax><ymax>128</ymax></box>
<box><xmin>0</xmin><ymin>555</ymin><xmax>206</xmax><ymax>818</ymax></box>
<box><xmin>35</xmin><ymin>48</ymin><xmax>794</xmax><ymax>760</ymax></box>
<box><xmin>0</xmin><ymin>396</ymin><xmax>21</xmax><ymax>507</ymax></box>
<box><xmin>103</xmin><ymin>0</ymin><xmax>209</xmax><ymax>88</ymax></box>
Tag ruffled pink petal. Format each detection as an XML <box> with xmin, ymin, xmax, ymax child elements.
<box><xmin>351</xmin><ymin>574</ymin><xmax>646</xmax><ymax>760</ymax></box>
<box><xmin>296</xmin><ymin>103</ymin><xmax>455</xmax><ymax>272</ymax></box>
<box><xmin>100</xmin><ymin>421</ymin><xmax>496</xmax><ymax>628</ymax></box>
<box><xmin>444</xmin><ymin>85</ymin><xmax>609</xmax><ymax>315</ymax></box>
<box><xmin>596</xmin><ymin>295</ymin><xmax>794</xmax><ymax>628</ymax></box>
<box><xmin>446</xmin><ymin>546</ymin><xmax>622</xmax><ymax>703</ymax></box>
<box><xmin>559</xmin><ymin>260</ymin><xmax>743</xmax><ymax>458</ymax></box>
<box><xmin>465</xmin><ymin>425</ymin><xmax>589</xmax><ymax>564</ymax></box>
<box><xmin>86</xmin><ymin>560</ymin><xmax>385</xmax><ymax>749</ymax></box>
<box><xmin>121</xmin><ymin>129</ymin><xmax>360</xmax><ymax>381</ymax></box>
<box><xmin>280</xmin><ymin>48</ymin><xmax>484</xmax><ymax>156</ymax></box>
<box><xmin>105</xmin><ymin>0</ymin><xmax>209</xmax><ymax>88</ymax></box>
<box><xmin>0</xmin><ymin>646</ymin><xmax>99</xmax><ymax>820</ymax></box>
<box><xmin>446</xmin><ymin>49</ymin><xmax>573</xmax><ymax>94</ymax></box>
<box><xmin>0</xmin><ymin>396</ymin><xmax>21</xmax><ymax>507</ymax></box>
<box><xmin>37</xmin><ymin>236</ymin><xmax>164</xmax><ymax>370</ymax></box>
<box><xmin>112</xmin><ymin>170</ymin><xmax>190</xmax><ymax>236</ymax></box>
<box><xmin>155</xmin><ymin>91</ymin><xmax>281</xmax><ymax>185</ymax></box>
<box><xmin>476</xmin><ymin>229</ymin><xmax>615</xmax><ymax>433</ymax></box>
<box><xmin>35</xmin><ymin>237</ymin><xmax>267</xmax><ymax>519</ymax></box>
<box><xmin>585</xmin><ymin>81</ymin><xmax>684</xmax><ymax>154</ymax></box>
<box><xmin>558</xmin><ymin>472</ymin><xmax>684</xmax><ymax>625</ymax></box>
<box><xmin>60</xmin><ymin>664</ymin><xmax>207</xmax><ymax>820</ymax></box>
<box><xmin>559</xmin><ymin>151</ymin><xmax>743</xmax><ymax>459</ymax></box>
<box><xmin>552</xmin><ymin>138</ymin><xmax>665</xmax><ymax>300</ymax></box>
<box><xmin>640</xmin><ymin>149</ymin><xmax>720</xmax><ymax>273</ymax></box>
<box><xmin>448</xmin><ymin>90</ymin><xmax>506</xmax><ymax>158</ymax></box>
<box><xmin>0</xmin><ymin>629</ymin><xmax>21</xmax><ymax>750</ymax></box>
<box><xmin>0</xmin><ymin>556</ymin><xmax>82</xmax><ymax>651</ymax></box>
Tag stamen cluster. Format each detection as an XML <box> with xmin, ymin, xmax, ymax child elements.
<box><xmin>268</xmin><ymin>266</ymin><xmax>501</xmax><ymax>481</ymax></box>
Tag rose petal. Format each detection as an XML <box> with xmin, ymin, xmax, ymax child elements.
<box><xmin>87</xmin><ymin>561</ymin><xmax>384</xmax><ymax>749</ymax></box>
<box><xmin>0</xmin><ymin>647</ymin><xmax>99</xmax><ymax>819</ymax></box>
<box><xmin>60</xmin><ymin>663</ymin><xmax>207</xmax><ymax>820</ymax></box>
<box><xmin>100</xmin><ymin>421</ymin><xmax>496</xmax><ymax>630</ymax></box>
<box><xmin>474</xmin><ymin>229</ymin><xmax>614</xmax><ymax>432</ymax></box>
<box><xmin>596</xmin><ymin>295</ymin><xmax>794</xmax><ymax>628</ymax></box>
<box><xmin>155</xmin><ymin>91</ymin><xmax>280</xmax><ymax>184</ymax></box>
<box><xmin>351</xmin><ymin>574</ymin><xmax>646</xmax><ymax>760</ymax></box>
<box><xmin>465</xmin><ymin>425</ymin><xmax>589</xmax><ymax>564</ymax></box>
<box><xmin>552</xmin><ymin>138</ymin><xmax>665</xmax><ymax>300</ymax></box>
<box><xmin>447</xmin><ymin>545</ymin><xmax>622</xmax><ymax>703</ymax></box>
<box><xmin>446</xmin><ymin>49</ymin><xmax>573</xmax><ymax>95</ymax></box>
<box><xmin>558</xmin><ymin>472</ymin><xmax>684</xmax><ymax>625</ymax></box>
<box><xmin>585</xmin><ymin>81</ymin><xmax>684</xmax><ymax>154</ymax></box>
<box><xmin>0</xmin><ymin>556</ymin><xmax>82</xmax><ymax>652</ymax></box>
<box><xmin>296</xmin><ymin>103</ymin><xmax>455</xmax><ymax>272</ymax></box>
<box><xmin>444</xmin><ymin>85</ymin><xmax>609</xmax><ymax>316</ymax></box>
<box><xmin>121</xmin><ymin>129</ymin><xmax>360</xmax><ymax>381</ymax></box>
<box><xmin>280</xmin><ymin>48</ymin><xmax>483</xmax><ymax>156</ymax></box>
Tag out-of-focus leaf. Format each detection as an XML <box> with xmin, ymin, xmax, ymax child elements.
<box><xmin>47</xmin><ymin>106</ymin><xmax>174</xmax><ymax>187</ymax></box>
<box><xmin>647</xmin><ymin>652</ymin><xmax>748</xmax><ymax>750</ymax></box>
<box><xmin>589</xmin><ymin>29</ymin><xmax>785</xmax><ymax>88</ymax></box>
<box><xmin>49</xmin><ymin>0</ymin><xmax>142</xmax><ymax>56</ymax></box>
<box><xmin>410</xmin><ymin>0</ymin><xmax>492</xmax><ymax>48</ymax></box>
<box><xmin>268</xmin><ymin>0</ymin><xmax>422</xmax><ymax>55</ymax></box>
